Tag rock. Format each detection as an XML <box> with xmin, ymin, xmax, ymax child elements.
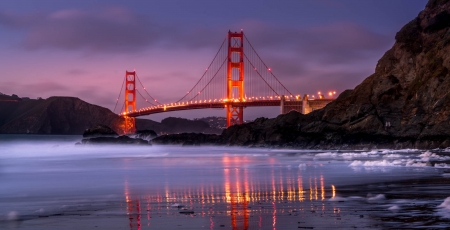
<box><xmin>151</xmin><ymin>133</ymin><xmax>220</xmax><ymax>146</ymax></box>
<box><xmin>160</xmin><ymin>117</ymin><xmax>212</xmax><ymax>133</ymax></box>
<box><xmin>179</xmin><ymin>208</ymin><xmax>194</xmax><ymax>214</ymax></box>
<box><xmin>81</xmin><ymin>135</ymin><xmax>150</xmax><ymax>145</ymax></box>
<box><xmin>83</xmin><ymin>125</ymin><xmax>118</xmax><ymax>138</ymax></box>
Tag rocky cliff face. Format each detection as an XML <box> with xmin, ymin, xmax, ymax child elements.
<box><xmin>319</xmin><ymin>0</ymin><xmax>450</xmax><ymax>148</ymax></box>
<box><xmin>217</xmin><ymin>0</ymin><xmax>450</xmax><ymax>149</ymax></box>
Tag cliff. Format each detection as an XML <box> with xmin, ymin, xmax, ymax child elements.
<box><xmin>153</xmin><ymin>0</ymin><xmax>450</xmax><ymax>149</ymax></box>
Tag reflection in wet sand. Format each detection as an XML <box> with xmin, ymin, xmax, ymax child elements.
<box><xmin>3</xmin><ymin>139</ymin><xmax>450</xmax><ymax>229</ymax></box>
<box><xmin>124</xmin><ymin>156</ymin><xmax>337</xmax><ymax>229</ymax></box>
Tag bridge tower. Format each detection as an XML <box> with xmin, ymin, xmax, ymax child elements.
<box><xmin>124</xmin><ymin>71</ymin><xmax>136</xmax><ymax>134</ymax></box>
<box><xmin>226</xmin><ymin>31</ymin><xmax>244</xmax><ymax>127</ymax></box>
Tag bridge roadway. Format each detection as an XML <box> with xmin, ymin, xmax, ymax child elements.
<box><xmin>121</xmin><ymin>98</ymin><xmax>334</xmax><ymax>117</ymax></box>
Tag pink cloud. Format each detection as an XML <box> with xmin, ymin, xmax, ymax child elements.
<box><xmin>21</xmin><ymin>6</ymin><xmax>161</xmax><ymax>52</ymax></box>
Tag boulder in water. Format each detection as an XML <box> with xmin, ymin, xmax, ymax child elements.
<box><xmin>81</xmin><ymin>135</ymin><xmax>150</xmax><ymax>145</ymax></box>
<box><xmin>83</xmin><ymin>125</ymin><xmax>118</xmax><ymax>138</ymax></box>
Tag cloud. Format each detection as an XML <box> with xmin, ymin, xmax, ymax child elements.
<box><xmin>237</xmin><ymin>20</ymin><xmax>392</xmax><ymax>65</ymax></box>
<box><xmin>74</xmin><ymin>87</ymin><xmax>116</xmax><ymax>109</ymax></box>
<box><xmin>0</xmin><ymin>7</ymin><xmax>167</xmax><ymax>52</ymax></box>
<box><xmin>0</xmin><ymin>10</ymin><xmax>43</xmax><ymax>29</ymax></box>
<box><xmin>22</xmin><ymin>7</ymin><xmax>162</xmax><ymax>52</ymax></box>
<box><xmin>0</xmin><ymin>81</ymin><xmax>70</xmax><ymax>98</ymax></box>
<box><xmin>0</xmin><ymin>7</ymin><xmax>392</xmax><ymax>63</ymax></box>
<box><xmin>67</xmin><ymin>69</ymin><xmax>88</xmax><ymax>76</ymax></box>
<box><xmin>25</xmin><ymin>81</ymin><xmax>69</xmax><ymax>92</ymax></box>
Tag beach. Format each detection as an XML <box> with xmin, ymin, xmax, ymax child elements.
<box><xmin>1</xmin><ymin>135</ymin><xmax>450</xmax><ymax>229</ymax></box>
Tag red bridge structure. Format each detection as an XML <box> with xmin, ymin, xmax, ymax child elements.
<box><xmin>114</xmin><ymin>31</ymin><xmax>335</xmax><ymax>134</ymax></box>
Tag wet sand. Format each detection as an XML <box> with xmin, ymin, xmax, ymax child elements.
<box><xmin>1</xmin><ymin>137</ymin><xmax>450</xmax><ymax>229</ymax></box>
<box><xmin>3</xmin><ymin>174</ymin><xmax>450</xmax><ymax>229</ymax></box>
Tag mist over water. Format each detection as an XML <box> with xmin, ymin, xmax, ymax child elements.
<box><xmin>1</xmin><ymin>135</ymin><xmax>450</xmax><ymax>229</ymax></box>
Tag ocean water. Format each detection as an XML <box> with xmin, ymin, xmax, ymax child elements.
<box><xmin>0</xmin><ymin>135</ymin><xmax>450</xmax><ymax>229</ymax></box>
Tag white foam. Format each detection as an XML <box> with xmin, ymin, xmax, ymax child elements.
<box><xmin>328</xmin><ymin>196</ymin><xmax>348</xmax><ymax>201</ymax></box>
<box><xmin>348</xmin><ymin>196</ymin><xmax>364</xmax><ymax>199</ymax></box>
<box><xmin>395</xmin><ymin>149</ymin><xmax>419</xmax><ymax>153</ymax></box>
<box><xmin>405</xmin><ymin>159</ymin><xmax>430</xmax><ymax>167</ymax></box>
<box><xmin>388</xmin><ymin>205</ymin><xmax>400</xmax><ymax>212</ymax></box>
<box><xmin>349</xmin><ymin>160</ymin><xmax>363</xmax><ymax>167</ymax></box>
<box><xmin>35</xmin><ymin>208</ymin><xmax>45</xmax><ymax>213</ymax></box>
<box><xmin>341</xmin><ymin>152</ymin><xmax>379</xmax><ymax>159</ymax></box>
<box><xmin>383</xmin><ymin>154</ymin><xmax>402</xmax><ymax>158</ymax></box>
<box><xmin>436</xmin><ymin>197</ymin><xmax>450</xmax><ymax>218</ymax></box>
<box><xmin>315</xmin><ymin>152</ymin><xmax>337</xmax><ymax>157</ymax></box>
<box><xmin>438</xmin><ymin>197</ymin><xmax>450</xmax><ymax>210</ymax></box>
<box><xmin>379</xmin><ymin>150</ymin><xmax>395</xmax><ymax>154</ymax></box>
<box><xmin>419</xmin><ymin>151</ymin><xmax>450</xmax><ymax>161</ymax></box>
<box><xmin>7</xmin><ymin>211</ymin><xmax>19</xmax><ymax>221</ymax></box>
<box><xmin>349</xmin><ymin>158</ymin><xmax>433</xmax><ymax>168</ymax></box>
<box><xmin>368</xmin><ymin>194</ymin><xmax>385</xmax><ymax>201</ymax></box>
<box><xmin>435</xmin><ymin>163</ymin><xmax>450</xmax><ymax>168</ymax></box>
<box><xmin>349</xmin><ymin>160</ymin><xmax>398</xmax><ymax>167</ymax></box>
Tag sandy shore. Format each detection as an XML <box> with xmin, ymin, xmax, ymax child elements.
<box><xmin>2</xmin><ymin>140</ymin><xmax>450</xmax><ymax>229</ymax></box>
<box><xmin>3</xmin><ymin>175</ymin><xmax>450</xmax><ymax>229</ymax></box>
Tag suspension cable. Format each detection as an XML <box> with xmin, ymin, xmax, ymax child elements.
<box><xmin>186</xmin><ymin>57</ymin><xmax>227</xmax><ymax>102</ymax></box>
<box><xmin>135</xmin><ymin>73</ymin><xmax>163</xmax><ymax>105</ymax></box>
<box><xmin>176</xmin><ymin>37</ymin><xmax>227</xmax><ymax>103</ymax></box>
<box><xmin>136</xmin><ymin>89</ymin><xmax>158</xmax><ymax>106</ymax></box>
<box><xmin>244</xmin><ymin>54</ymin><xmax>279</xmax><ymax>96</ymax></box>
<box><xmin>113</xmin><ymin>76</ymin><xmax>125</xmax><ymax>113</ymax></box>
<box><xmin>244</xmin><ymin>34</ymin><xmax>293</xmax><ymax>96</ymax></box>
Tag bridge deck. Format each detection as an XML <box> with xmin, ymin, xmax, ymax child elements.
<box><xmin>121</xmin><ymin>99</ymin><xmax>333</xmax><ymax>117</ymax></box>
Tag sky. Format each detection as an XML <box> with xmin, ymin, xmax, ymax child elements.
<box><xmin>0</xmin><ymin>0</ymin><xmax>428</xmax><ymax>121</ymax></box>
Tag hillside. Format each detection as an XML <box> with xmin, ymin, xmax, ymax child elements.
<box><xmin>0</xmin><ymin>96</ymin><xmax>220</xmax><ymax>135</ymax></box>
<box><xmin>0</xmin><ymin>96</ymin><xmax>127</xmax><ymax>134</ymax></box>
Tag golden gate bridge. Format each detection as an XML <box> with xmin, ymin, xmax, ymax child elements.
<box><xmin>114</xmin><ymin>31</ymin><xmax>335</xmax><ymax>134</ymax></box>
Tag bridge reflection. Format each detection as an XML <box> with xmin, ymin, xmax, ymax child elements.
<box><xmin>123</xmin><ymin>157</ymin><xmax>338</xmax><ymax>229</ymax></box>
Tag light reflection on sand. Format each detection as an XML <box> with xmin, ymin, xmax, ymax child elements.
<box><xmin>1</xmin><ymin>138</ymin><xmax>450</xmax><ymax>229</ymax></box>
<box><xmin>123</xmin><ymin>155</ymin><xmax>337</xmax><ymax>230</ymax></box>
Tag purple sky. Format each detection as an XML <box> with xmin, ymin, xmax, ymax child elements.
<box><xmin>0</xmin><ymin>0</ymin><xmax>427</xmax><ymax>121</ymax></box>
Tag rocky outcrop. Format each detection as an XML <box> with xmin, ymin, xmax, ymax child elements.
<box><xmin>83</xmin><ymin>125</ymin><xmax>118</xmax><ymax>138</ymax></box>
<box><xmin>152</xmin><ymin>133</ymin><xmax>220</xmax><ymax>146</ymax></box>
<box><xmin>81</xmin><ymin>135</ymin><xmax>149</xmax><ymax>145</ymax></box>
<box><xmin>305</xmin><ymin>0</ymin><xmax>450</xmax><ymax>149</ymax></box>
<box><xmin>152</xmin><ymin>0</ymin><xmax>450</xmax><ymax>149</ymax></box>
<box><xmin>159</xmin><ymin>117</ymin><xmax>221</xmax><ymax>134</ymax></box>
